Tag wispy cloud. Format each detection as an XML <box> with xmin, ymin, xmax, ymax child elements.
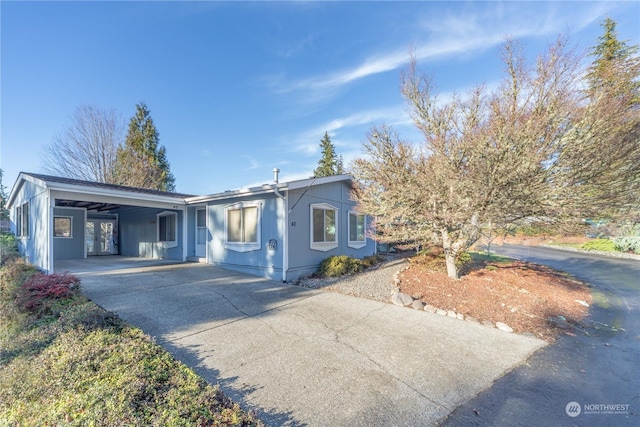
<box><xmin>270</xmin><ymin>2</ymin><xmax>615</xmax><ymax>98</ymax></box>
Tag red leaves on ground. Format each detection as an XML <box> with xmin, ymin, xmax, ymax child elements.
<box><xmin>20</xmin><ymin>273</ymin><xmax>80</xmax><ymax>312</ymax></box>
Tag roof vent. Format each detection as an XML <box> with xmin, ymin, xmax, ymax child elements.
<box><xmin>273</xmin><ymin>168</ymin><xmax>280</xmax><ymax>184</ymax></box>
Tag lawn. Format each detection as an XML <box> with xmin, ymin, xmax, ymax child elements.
<box><xmin>0</xmin><ymin>257</ymin><xmax>263</xmax><ymax>426</ymax></box>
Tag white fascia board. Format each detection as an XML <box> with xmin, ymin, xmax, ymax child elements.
<box><xmin>7</xmin><ymin>173</ymin><xmax>47</xmax><ymax>208</ymax></box>
<box><xmin>50</xmin><ymin>187</ymin><xmax>187</xmax><ymax>209</ymax></box>
<box><xmin>286</xmin><ymin>174</ymin><xmax>353</xmax><ymax>191</ymax></box>
<box><xmin>186</xmin><ymin>183</ymin><xmax>286</xmax><ymax>204</ymax></box>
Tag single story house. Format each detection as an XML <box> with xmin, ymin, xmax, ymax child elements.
<box><xmin>7</xmin><ymin>171</ymin><xmax>376</xmax><ymax>281</ymax></box>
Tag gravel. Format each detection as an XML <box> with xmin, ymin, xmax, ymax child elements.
<box><xmin>295</xmin><ymin>255</ymin><xmax>409</xmax><ymax>303</ymax></box>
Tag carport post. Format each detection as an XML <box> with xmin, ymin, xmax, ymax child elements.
<box><xmin>47</xmin><ymin>191</ymin><xmax>54</xmax><ymax>273</ymax></box>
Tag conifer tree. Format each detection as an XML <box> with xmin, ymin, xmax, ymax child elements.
<box><xmin>114</xmin><ymin>103</ymin><xmax>176</xmax><ymax>192</ymax></box>
<box><xmin>314</xmin><ymin>132</ymin><xmax>340</xmax><ymax>177</ymax></box>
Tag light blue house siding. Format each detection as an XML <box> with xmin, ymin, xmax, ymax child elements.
<box><xmin>206</xmin><ymin>194</ymin><xmax>285</xmax><ymax>279</ymax></box>
<box><xmin>52</xmin><ymin>207</ymin><xmax>85</xmax><ymax>260</ymax></box>
<box><xmin>285</xmin><ymin>180</ymin><xmax>376</xmax><ymax>280</ymax></box>
<box><xmin>118</xmin><ymin>207</ymin><xmax>184</xmax><ymax>260</ymax></box>
<box><xmin>10</xmin><ymin>178</ymin><xmax>49</xmax><ymax>268</ymax></box>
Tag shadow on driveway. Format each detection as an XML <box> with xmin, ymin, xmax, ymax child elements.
<box><xmin>71</xmin><ymin>259</ymin><xmax>547</xmax><ymax>427</ymax></box>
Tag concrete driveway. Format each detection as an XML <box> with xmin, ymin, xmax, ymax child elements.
<box><xmin>62</xmin><ymin>258</ymin><xmax>545</xmax><ymax>426</ymax></box>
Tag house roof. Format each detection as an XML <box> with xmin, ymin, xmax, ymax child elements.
<box><xmin>185</xmin><ymin>174</ymin><xmax>353</xmax><ymax>203</ymax></box>
<box><xmin>8</xmin><ymin>172</ymin><xmax>354</xmax><ymax>209</ymax></box>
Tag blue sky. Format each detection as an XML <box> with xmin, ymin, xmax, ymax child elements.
<box><xmin>1</xmin><ymin>1</ymin><xmax>638</xmax><ymax>195</ymax></box>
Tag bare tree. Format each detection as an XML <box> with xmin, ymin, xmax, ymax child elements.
<box><xmin>352</xmin><ymin>36</ymin><xmax>639</xmax><ymax>279</ymax></box>
<box><xmin>42</xmin><ymin>105</ymin><xmax>124</xmax><ymax>183</ymax></box>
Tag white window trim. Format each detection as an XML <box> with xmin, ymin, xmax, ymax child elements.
<box><xmin>157</xmin><ymin>211</ymin><xmax>178</xmax><ymax>248</ymax></box>
<box><xmin>16</xmin><ymin>202</ymin><xmax>29</xmax><ymax>239</ymax></box>
<box><xmin>348</xmin><ymin>210</ymin><xmax>367</xmax><ymax>249</ymax></box>
<box><xmin>310</xmin><ymin>203</ymin><xmax>338</xmax><ymax>252</ymax></box>
<box><xmin>54</xmin><ymin>216</ymin><xmax>73</xmax><ymax>238</ymax></box>
<box><xmin>224</xmin><ymin>202</ymin><xmax>261</xmax><ymax>253</ymax></box>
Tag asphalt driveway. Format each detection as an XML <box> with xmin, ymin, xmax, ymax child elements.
<box><xmin>65</xmin><ymin>259</ymin><xmax>546</xmax><ymax>426</ymax></box>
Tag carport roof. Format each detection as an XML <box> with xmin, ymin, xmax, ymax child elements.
<box><xmin>8</xmin><ymin>172</ymin><xmax>194</xmax><ymax>209</ymax></box>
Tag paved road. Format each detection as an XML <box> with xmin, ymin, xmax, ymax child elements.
<box><xmin>440</xmin><ymin>244</ymin><xmax>640</xmax><ymax>427</ymax></box>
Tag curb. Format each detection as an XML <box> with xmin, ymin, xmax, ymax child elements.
<box><xmin>542</xmin><ymin>244</ymin><xmax>640</xmax><ymax>261</ymax></box>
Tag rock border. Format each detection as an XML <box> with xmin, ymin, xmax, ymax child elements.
<box><xmin>390</xmin><ymin>266</ymin><xmax>517</xmax><ymax>334</ymax></box>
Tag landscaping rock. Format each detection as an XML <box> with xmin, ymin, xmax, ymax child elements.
<box><xmin>465</xmin><ymin>316</ymin><xmax>479</xmax><ymax>323</ymax></box>
<box><xmin>424</xmin><ymin>305</ymin><xmax>437</xmax><ymax>313</ymax></box>
<box><xmin>391</xmin><ymin>292</ymin><xmax>413</xmax><ymax>307</ymax></box>
<box><xmin>411</xmin><ymin>300</ymin><xmax>425</xmax><ymax>310</ymax></box>
<box><xmin>496</xmin><ymin>322</ymin><xmax>514</xmax><ymax>333</ymax></box>
<box><xmin>447</xmin><ymin>310</ymin><xmax>457</xmax><ymax>318</ymax></box>
<box><xmin>482</xmin><ymin>320</ymin><xmax>495</xmax><ymax>328</ymax></box>
<box><xmin>436</xmin><ymin>309</ymin><xmax>447</xmax><ymax>316</ymax></box>
<box><xmin>456</xmin><ymin>313</ymin><xmax>464</xmax><ymax>320</ymax></box>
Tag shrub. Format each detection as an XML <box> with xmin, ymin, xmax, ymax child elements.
<box><xmin>613</xmin><ymin>236</ymin><xmax>640</xmax><ymax>254</ymax></box>
<box><xmin>0</xmin><ymin>232</ymin><xmax>19</xmax><ymax>266</ymax></box>
<box><xmin>317</xmin><ymin>255</ymin><xmax>362</xmax><ymax>277</ymax></box>
<box><xmin>361</xmin><ymin>254</ymin><xmax>384</xmax><ymax>269</ymax></box>
<box><xmin>580</xmin><ymin>238</ymin><xmax>616</xmax><ymax>252</ymax></box>
<box><xmin>18</xmin><ymin>272</ymin><xmax>81</xmax><ymax>318</ymax></box>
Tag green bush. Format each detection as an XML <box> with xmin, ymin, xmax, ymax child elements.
<box><xmin>317</xmin><ymin>255</ymin><xmax>363</xmax><ymax>277</ymax></box>
<box><xmin>580</xmin><ymin>238</ymin><xmax>616</xmax><ymax>252</ymax></box>
<box><xmin>0</xmin><ymin>232</ymin><xmax>19</xmax><ymax>265</ymax></box>
<box><xmin>613</xmin><ymin>236</ymin><xmax>640</xmax><ymax>254</ymax></box>
<box><xmin>361</xmin><ymin>254</ymin><xmax>384</xmax><ymax>269</ymax></box>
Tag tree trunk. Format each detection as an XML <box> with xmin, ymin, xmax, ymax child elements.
<box><xmin>440</xmin><ymin>228</ymin><xmax>459</xmax><ymax>280</ymax></box>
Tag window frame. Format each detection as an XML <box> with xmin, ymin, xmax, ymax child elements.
<box><xmin>54</xmin><ymin>216</ymin><xmax>73</xmax><ymax>238</ymax></box>
<box><xmin>224</xmin><ymin>202</ymin><xmax>261</xmax><ymax>252</ymax></box>
<box><xmin>156</xmin><ymin>211</ymin><xmax>178</xmax><ymax>248</ymax></box>
<box><xmin>310</xmin><ymin>203</ymin><xmax>338</xmax><ymax>251</ymax></box>
<box><xmin>347</xmin><ymin>210</ymin><xmax>367</xmax><ymax>249</ymax></box>
<box><xmin>16</xmin><ymin>202</ymin><xmax>29</xmax><ymax>238</ymax></box>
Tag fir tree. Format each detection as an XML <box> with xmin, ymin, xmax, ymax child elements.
<box><xmin>314</xmin><ymin>132</ymin><xmax>340</xmax><ymax>177</ymax></box>
<box><xmin>114</xmin><ymin>103</ymin><xmax>176</xmax><ymax>192</ymax></box>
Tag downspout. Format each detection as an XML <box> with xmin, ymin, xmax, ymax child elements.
<box><xmin>272</xmin><ymin>169</ymin><xmax>288</xmax><ymax>282</ymax></box>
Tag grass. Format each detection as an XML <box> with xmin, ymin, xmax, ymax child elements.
<box><xmin>0</xmin><ymin>258</ymin><xmax>263</xmax><ymax>427</ymax></box>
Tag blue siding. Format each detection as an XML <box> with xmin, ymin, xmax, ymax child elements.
<box><xmin>286</xmin><ymin>180</ymin><xmax>376</xmax><ymax>280</ymax></box>
<box><xmin>207</xmin><ymin>195</ymin><xmax>285</xmax><ymax>280</ymax></box>
<box><xmin>53</xmin><ymin>208</ymin><xmax>85</xmax><ymax>260</ymax></box>
<box><xmin>118</xmin><ymin>207</ymin><xmax>184</xmax><ymax>260</ymax></box>
<box><xmin>10</xmin><ymin>180</ymin><xmax>49</xmax><ymax>271</ymax></box>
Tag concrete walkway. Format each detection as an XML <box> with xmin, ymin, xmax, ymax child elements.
<box><xmin>64</xmin><ymin>259</ymin><xmax>546</xmax><ymax>426</ymax></box>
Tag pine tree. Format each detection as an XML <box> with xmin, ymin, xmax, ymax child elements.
<box><xmin>0</xmin><ymin>169</ymin><xmax>9</xmax><ymax>221</ymax></box>
<box><xmin>114</xmin><ymin>103</ymin><xmax>176</xmax><ymax>192</ymax></box>
<box><xmin>314</xmin><ymin>132</ymin><xmax>340</xmax><ymax>177</ymax></box>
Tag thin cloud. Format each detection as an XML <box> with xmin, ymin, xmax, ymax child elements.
<box><xmin>271</xmin><ymin>2</ymin><xmax>614</xmax><ymax>97</ymax></box>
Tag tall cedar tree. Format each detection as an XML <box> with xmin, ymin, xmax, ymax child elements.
<box><xmin>314</xmin><ymin>132</ymin><xmax>341</xmax><ymax>177</ymax></box>
<box><xmin>352</xmin><ymin>30</ymin><xmax>640</xmax><ymax>279</ymax></box>
<box><xmin>114</xmin><ymin>103</ymin><xmax>176</xmax><ymax>192</ymax></box>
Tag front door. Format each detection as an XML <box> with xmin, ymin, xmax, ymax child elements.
<box><xmin>86</xmin><ymin>220</ymin><xmax>116</xmax><ymax>256</ymax></box>
<box><xmin>195</xmin><ymin>208</ymin><xmax>206</xmax><ymax>257</ymax></box>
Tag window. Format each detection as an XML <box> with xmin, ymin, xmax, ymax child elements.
<box><xmin>16</xmin><ymin>202</ymin><xmax>29</xmax><ymax>238</ymax></box>
<box><xmin>225</xmin><ymin>203</ymin><xmax>260</xmax><ymax>252</ymax></box>
<box><xmin>310</xmin><ymin>203</ymin><xmax>338</xmax><ymax>251</ymax></box>
<box><xmin>348</xmin><ymin>211</ymin><xmax>366</xmax><ymax>249</ymax></box>
<box><xmin>157</xmin><ymin>211</ymin><xmax>178</xmax><ymax>247</ymax></box>
<box><xmin>54</xmin><ymin>216</ymin><xmax>73</xmax><ymax>238</ymax></box>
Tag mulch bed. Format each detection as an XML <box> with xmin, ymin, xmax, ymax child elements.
<box><xmin>398</xmin><ymin>255</ymin><xmax>592</xmax><ymax>342</ymax></box>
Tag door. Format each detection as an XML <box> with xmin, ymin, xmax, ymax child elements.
<box><xmin>195</xmin><ymin>208</ymin><xmax>206</xmax><ymax>257</ymax></box>
<box><xmin>86</xmin><ymin>220</ymin><xmax>116</xmax><ymax>256</ymax></box>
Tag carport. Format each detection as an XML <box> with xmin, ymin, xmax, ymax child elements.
<box><xmin>7</xmin><ymin>173</ymin><xmax>192</xmax><ymax>273</ymax></box>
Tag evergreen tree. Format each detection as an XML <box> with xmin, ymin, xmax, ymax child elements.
<box><xmin>587</xmin><ymin>17</ymin><xmax>640</xmax><ymax>105</ymax></box>
<box><xmin>314</xmin><ymin>132</ymin><xmax>340</xmax><ymax>177</ymax></box>
<box><xmin>114</xmin><ymin>103</ymin><xmax>176</xmax><ymax>192</ymax></box>
<box><xmin>0</xmin><ymin>169</ymin><xmax>9</xmax><ymax>221</ymax></box>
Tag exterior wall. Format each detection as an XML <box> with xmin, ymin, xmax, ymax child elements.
<box><xmin>10</xmin><ymin>180</ymin><xmax>49</xmax><ymax>271</ymax></box>
<box><xmin>53</xmin><ymin>207</ymin><xmax>85</xmax><ymax>260</ymax></box>
<box><xmin>285</xmin><ymin>181</ymin><xmax>376</xmax><ymax>281</ymax></box>
<box><xmin>206</xmin><ymin>194</ymin><xmax>285</xmax><ymax>280</ymax></box>
<box><xmin>117</xmin><ymin>207</ymin><xmax>184</xmax><ymax>260</ymax></box>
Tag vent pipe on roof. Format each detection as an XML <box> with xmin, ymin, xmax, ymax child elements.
<box><xmin>273</xmin><ymin>168</ymin><xmax>280</xmax><ymax>184</ymax></box>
